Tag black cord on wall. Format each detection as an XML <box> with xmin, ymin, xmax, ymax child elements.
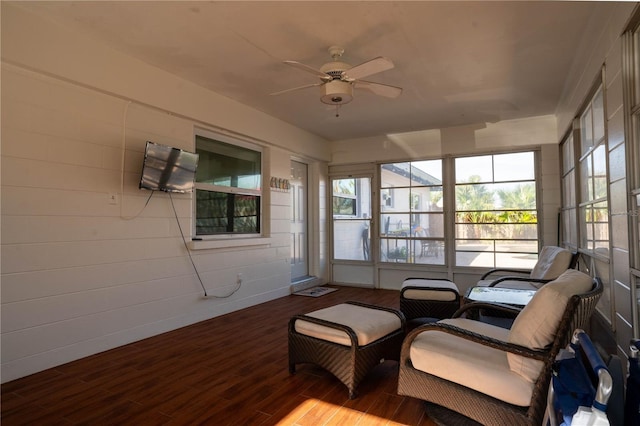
<box><xmin>168</xmin><ymin>192</ymin><xmax>241</xmax><ymax>298</ymax></box>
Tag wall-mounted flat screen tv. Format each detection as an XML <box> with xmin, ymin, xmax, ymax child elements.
<box><xmin>139</xmin><ymin>141</ymin><xmax>199</xmax><ymax>193</ymax></box>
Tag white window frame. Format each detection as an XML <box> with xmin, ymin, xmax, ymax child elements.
<box><xmin>332</xmin><ymin>178</ymin><xmax>359</xmax><ymax>217</ymax></box>
<box><xmin>378</xmin><ymin>160</ymin><xmax>445</xmax><ymax>265</ymax></box>
<box><xmin>453</xmin><ymin>151</ymin><xmax>540</xmax><ymax>269</ymax></box>
<box><xmin>192</xmin><ymin>128</ymin><xmax>263</xmax><ymax>239</ymax></box>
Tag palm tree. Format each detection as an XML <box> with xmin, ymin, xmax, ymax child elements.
<box><xmin>496</xmin><ymin>183</ymin><xmax>537</xmax><ymax>239</ymax></box>
<box><xmin>455</xmin><ymin>175</ymin><xmax>495</xmax><ymax>238</ymax></box>
<box><xmin>497</xmin><ymin>183</ymin><xmax>536</xmax><ymax>210</ymax></box>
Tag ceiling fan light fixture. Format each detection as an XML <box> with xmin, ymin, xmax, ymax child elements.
<box><xmin>321</xmin><ymin>80</ymin><xmax>353</xmax><ymax>105</ymax></box>
<box><xmin>275</xmin><ymin>46</ymin><xmax>400</xmax><ymax>106</ymax></box>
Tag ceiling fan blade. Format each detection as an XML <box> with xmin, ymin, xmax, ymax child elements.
<box><xmin>342</xmin><ymin>57</ymin><xmax>394</xmax><ymax>81</ymax></box>
<box><xmin>355</xmin><ymin>80</ymin><xmax>403</xmax><ymax>98</ymax></box>
<box><xmin>269</xmin><ymin>82</ymin><xmax>322</xmax><ymax>96</ymax></box>
<box><xmin>283</xmin><ymin>61</ymin><xmax>332</xmax><ymax>81</ymax></box>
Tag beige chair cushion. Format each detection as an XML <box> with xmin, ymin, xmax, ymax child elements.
<box><xmin>530</xmin><ymin>246</ymin><xmax>572</xmax><ymax>280</ymax></box>
<box><xmin>476</xmin><ymin>246</ymin><xmax>572</xmax><ymax>290</ymax></box>
<box><xmin>410</xmin><ymin>319</ymin><xmax>534</xmax><ymax>406</ymax></box>
<box><xmin>294</xmin><ymin>303</ymin><xmax>401</xmax><ymax>347</ymax></box>
<box><xmin>439</xmin><ymin>318</ymin><xmax>510</xmax><ymax>341</ymax></box>
<box><xmin>402</xmin><ymin>279</ymin><xmax>459</xmax><ymax>301</ymax></box>
<box><xmin>507</xmin><ymin>269</ymin><xmax>593</xmax><ymax>382</ymax></box>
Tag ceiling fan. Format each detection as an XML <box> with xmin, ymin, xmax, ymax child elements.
<box><xmin>270</xmin><ymin>46</ymin><xmax>402</xmax><ymax>107</ymax></box>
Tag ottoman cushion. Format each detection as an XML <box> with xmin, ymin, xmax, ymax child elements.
<box><xmin>294</xmin><ymin>303</ymin><xmax>402</xmax><ymax>346</ymax></box>
<box><xmin>402</xmin><ymin>278</ymin><xmax>459</xmax><ymax>301</ymax></box>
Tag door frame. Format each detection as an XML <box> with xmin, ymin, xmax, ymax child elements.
<box><xmin>290</xmin><ymin>159</ymin><xmax>310</xmax><ymax>282</ymax></box>
<box><xmin>328</xmin><ymin>171</ymin><xmax>377</xmax><ymax>287</ymax></box>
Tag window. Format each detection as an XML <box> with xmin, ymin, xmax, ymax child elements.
<box><xmin>333</xmin><ymin>178</ymin><xmax>358</xmax><ymax>216</ymax></box>
<box><xmin>332</xmin><ymin>177</ymin><xmax>372</xmax><ymax>261</ymax></box>
<box><xmin>379</xmin><ymin>160</ymin><xmax>444</xmax><ymax>265</ymax></box>
<box><xmin>579</xmin><ymin>87</ymin><xmax>609</xmax><ymax>253</ymax></box>
<box><xmin>194</xmin><ymin>133</ymin><xmax>261</xmax><ymax>235</ymax></box>
<box><xmin>381</xmin><ymin>187</ymin><xmax>394</xmax><ymax>207</ymax></box>
<box><xmin>454</xmin><ymin>152</ymin><xmax>538</xmax><ymax>268</ymax></box>
<box><xmin>561</xmin><ymin>75</ymin><xmax>617</xmax><ymax>326</ymax></box>
<box><xmin>633</xmin><ymin>29</ymin><xmax>640</xmax><ymax>330</ymax></box>
<box><xmin>560</xmin><ymin>132</ymin><xmax>578</xmax><ymax>249</ymax></box>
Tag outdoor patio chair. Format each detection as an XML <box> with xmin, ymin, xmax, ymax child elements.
<box><xmin>476</xmin><ymin>246</ymin><xmax>578</xmax><ymax>291</ymax></box>
<box><xmin>397</xmin><ymin>270</ymin><xmax>602</xmax><ymax>426</ymax></box>
<box><xmin>415</xmin><ymin>228</ymin><xmax>442</xmax><ymax>258</ymax></box>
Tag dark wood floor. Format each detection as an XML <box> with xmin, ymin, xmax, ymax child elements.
<box><xmin>1</xmin><ymin>286</ymin><xmax>437</xmax><ymax>425</ymax></box>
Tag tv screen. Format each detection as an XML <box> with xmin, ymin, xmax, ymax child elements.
<box><xmin>139</xmin><ymin>141</ymin><xmax>199</xmax><ymax>193</ymax></box>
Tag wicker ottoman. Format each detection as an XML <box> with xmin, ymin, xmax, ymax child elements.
<box><xmin>400</xmin><ymin>278</ymin><xmax>461</xmax><ymax>323</ymax></box>
<box><xmin>288</xmin><ymin>301</ymin><xmax>405</xmax><ymax>399</ymax></box>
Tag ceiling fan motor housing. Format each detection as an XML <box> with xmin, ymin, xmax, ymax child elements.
<box><xmin>274</xmin><ymin>46</ymin><xmax>399</xmax><ymax>104</ymax></box>
<box><xmin>321</xmin><ymin>80</ymin><xmax>353</xmax><ymax>104</ymax></box>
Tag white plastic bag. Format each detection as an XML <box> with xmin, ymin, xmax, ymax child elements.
<box><xmin>570</xmin><ymin>406</ymin><xmax>610</xmax><ymax>426</ymax></box>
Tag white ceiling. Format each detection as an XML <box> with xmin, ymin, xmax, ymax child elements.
<box><xmin>15</xmin><ymin>1</ymin><xmax>613</xmax><ymax>141</ymax></box>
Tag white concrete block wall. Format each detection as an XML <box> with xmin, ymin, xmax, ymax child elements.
<box><xmin>1</xmin><ymin>4</ymin><xmax>330</xmax><ymax>382</ymax></box>
<box><xmin>0</xmin><ymin>66</ymin><xmax>299</xmax><ymax>382</ymax></box>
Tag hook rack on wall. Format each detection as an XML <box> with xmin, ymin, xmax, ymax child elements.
<box><xmin>270</xmin><ymin>176</ymin><xmax>290</xmax><ymax>192</ymax></box>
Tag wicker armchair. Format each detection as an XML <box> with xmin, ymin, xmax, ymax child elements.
<box><xmin>477</xmin><ymin>246</ymin><xmax>578</xmax><ymax>291</ymax></box>
<box><xmin>397</xmin><ymin>270</ymin><xmax>602</xmax><ymax>426</ymax></box>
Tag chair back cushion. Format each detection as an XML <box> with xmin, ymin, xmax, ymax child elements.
<box><xmin>530</xmin><ymin>246</ymin><xmax>573</xmax><ymax>280</ymax></box>
<box><xmin>507</xmin><ymin>269</ymin><xmax>593</xmax><ymax>382</ymax></box>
